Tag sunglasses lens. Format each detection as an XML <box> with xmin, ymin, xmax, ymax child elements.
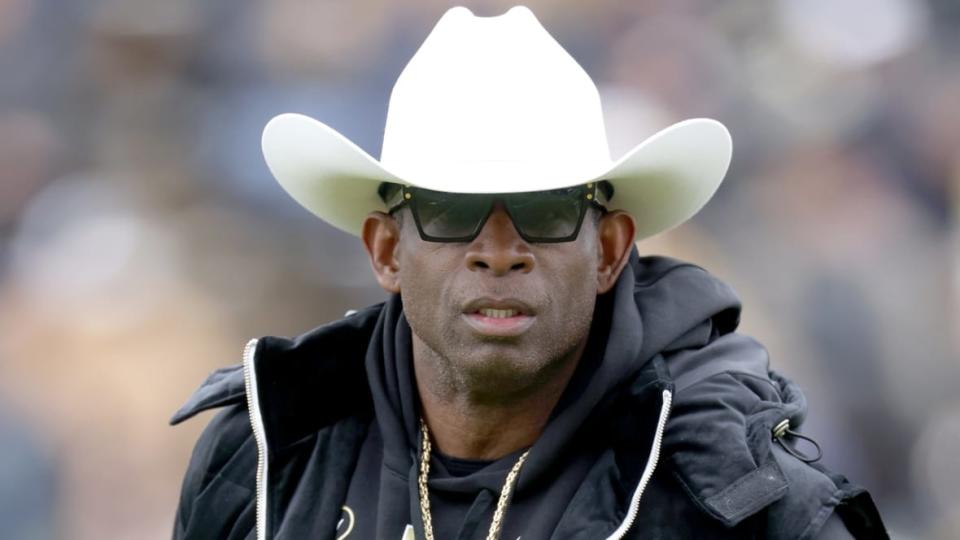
<box><xmin>414</xmin><ymin>190</ymin><xmax>492</xmax><ymax>240</ymax></box>
<box><xmin>507</xmin><ymin>187</ymin><xmax>584</xmax><ymax>240</ymax></box>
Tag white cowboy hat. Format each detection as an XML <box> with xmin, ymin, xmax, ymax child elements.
<box><xmin>261</xmin><ymin>5</ymin><xmax>732</xmax><ymax>241</ymax></box>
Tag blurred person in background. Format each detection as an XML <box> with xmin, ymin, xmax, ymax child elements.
<box><xmin>170</xmin><ymin>6</ymin><xmax>886</xmax><ymax>539</ymax></box>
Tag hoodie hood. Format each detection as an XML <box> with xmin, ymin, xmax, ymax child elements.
<box><xmin>352</xmin><ymin>247</ymin><xmax>749</xmax><ymax>538</ymax></box>
<box><xmin>351</xmin><ymin>248</ymin><xmax>743</xmax><ymax>487</ymax></box>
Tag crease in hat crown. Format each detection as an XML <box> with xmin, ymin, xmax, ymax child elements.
<box><xmin>260</xmin><ymin>5</ymin><xmax>732</xmax><ymax>240</ymax></box>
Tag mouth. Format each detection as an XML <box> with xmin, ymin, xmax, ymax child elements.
<box><xmin>462</xmin><ymin>298</ymin><xmax>536</xmax><ymax>337</ymax></box>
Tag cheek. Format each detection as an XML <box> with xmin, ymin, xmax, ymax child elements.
<box><xmin>551</xmin><ymin>259</ymin><xmax>598</xmax><ymax>320</ymax></box>
<box><xmin>535</xmin><ymin>245</ymin><xmax>599</xmax><ymax>323</ymax></box>
<box><xmin>548</xmin><ymin>239</ymin><xmax>599</xmax><ymax>293</ymax></box>
<box><xmin>396</xmin><ymin>242</ymin><xmax>460</xmax><ymax>323</ymax></box>
<box><xmin>398</xmin><ymin>240</ymin><xmax>455</xmax><ymax>285</ymax></box>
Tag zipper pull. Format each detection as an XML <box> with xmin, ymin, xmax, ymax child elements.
<box><xmin>772</xmin><ymin>419</ymin><xmax>822</xmax><ymax>463</ymax></box>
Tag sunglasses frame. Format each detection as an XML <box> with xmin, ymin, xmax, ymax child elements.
<box><xmin>381</xmin><ymin>182</ymin><xmax>611</xmax><ymax>243</ymax></box>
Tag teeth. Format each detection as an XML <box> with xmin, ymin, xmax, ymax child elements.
<box><xmin>479</xmin><ymin>308</ymin><xmax>518</xmax><ymax>318</ymax></box>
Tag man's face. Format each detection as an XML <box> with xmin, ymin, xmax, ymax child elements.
<box><xmin>362</xmin><ymin>190</ymin><xmax>635</xmax><ymax>401</ymax></box>
<box><xmin>397</xmin><ymin>202</ymin><xmax>602</xmax><ymax>396</ymax></box>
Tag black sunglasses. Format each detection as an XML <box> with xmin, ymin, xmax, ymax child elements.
<box><xmin>378</xmin><ymin>181</ymin><xmax>613</xmax><ymax>243</ymax></box>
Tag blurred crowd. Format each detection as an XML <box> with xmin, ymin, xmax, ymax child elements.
<box><xmin>0</xmin><ymin>0</ymin><xmax>958</xmax><ymax>538</ymax></box>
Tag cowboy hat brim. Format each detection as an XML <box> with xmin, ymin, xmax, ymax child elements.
<box><xmin>261</xmin><ymin>112</ymin><xmax>732</xmax><ymax>241</ymax></box>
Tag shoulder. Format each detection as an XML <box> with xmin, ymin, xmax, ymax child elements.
<box><xmin>174</xmin><ymin>402</ymin><xmax>257</xmax><ymax>539</ymax></box>
<box><xmin>659</xmin><ymin>333</ymin><xmax>888</xmax><ymax>539</ymax></box>
<box><xmin>170</xmin><ymin>360</ymin><xmax>256</xmax><ymax>504</ymax></box>
<box><xmin>184</xmin><ymin>402</ymin><xmax>257</xmax><ymax>487</ymax></box>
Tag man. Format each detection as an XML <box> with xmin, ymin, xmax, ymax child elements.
<box><xmin>172</xmin><ymin>6</ymin><xmax>887</xmax><ymax>539</ymax></box>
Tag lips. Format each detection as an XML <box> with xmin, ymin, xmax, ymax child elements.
<box><xmin>462</xmin><ymin>298</ymin><xmax>536</xmax><ymax>337</ymax></box>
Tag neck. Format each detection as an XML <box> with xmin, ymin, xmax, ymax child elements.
<box><xmin>412</xmin><ymin>335</ymin><xmax>586</xmax><ymax>460</ymax></box>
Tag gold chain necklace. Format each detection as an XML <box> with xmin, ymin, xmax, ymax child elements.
<box><xmin>418</xmin><ymin>418</ymin><xmax>530</xmax><ymax>540</ymax></box>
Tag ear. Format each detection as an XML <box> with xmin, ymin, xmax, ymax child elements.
<box><xmin>362</xmin><ymin>211</ymin><xmax>402</xmax><ymax>293</ymax></box>
<box><xmin>595</xmin><ymin>210</ymin><xmax>636</xmax><ymax>294</ymax></box>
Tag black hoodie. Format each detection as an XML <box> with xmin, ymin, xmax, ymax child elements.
<box><xmin>171</xmin><ymin>252</ymin><xmax>886</xmax><ymax>539</ymax></box>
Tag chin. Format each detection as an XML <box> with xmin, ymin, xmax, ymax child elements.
<box><xmin>457</xmin><ymin>351</ymin><xmax>555</xmax><ymax>388</ymax></box>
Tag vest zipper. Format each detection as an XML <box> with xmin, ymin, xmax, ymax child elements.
<box><xmin>242</xmin><ymin>338</ymin><xmax>270</xmax><ymax>540</ymax></box>
<box><xmin>604</xmin><ymin>389</ymin><xmax>673</xmax><ymax>540</ymax></box>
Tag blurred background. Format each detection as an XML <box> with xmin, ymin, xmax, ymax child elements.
<box><xmin>0</xmin><ymin>0</ymin><xmax>957</xmax><ymax>538</ymax></box>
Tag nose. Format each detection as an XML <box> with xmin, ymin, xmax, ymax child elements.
<box><xmin>465</xmin><ymin>201</ymin><xmax>535</xmax><ymax>275</ymax></box>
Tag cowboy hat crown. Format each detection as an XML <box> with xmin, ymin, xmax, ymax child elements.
<box><xmin>380</xmin><ymin>5</ymin><xmax>611</xmax><ymax>191</ymax></box>
<box><xmin>261</xmin><ymin>5</ymin><xmax>732</xmax><ymax>240</ymax></box>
